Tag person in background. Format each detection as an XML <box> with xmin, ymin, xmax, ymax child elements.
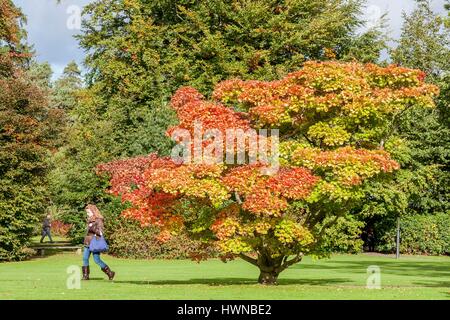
<box><xmin>40</xmin><ymin>214</ymin><xmax>54</xmax><ymax>243</ymax></box>
<box><xmin>82</xmin><ymin>204</ymin><xmax>115</xmax><ymax>281</ymax></box>
<box><xmin>367</xmin><ymin>228</ymin><xmax>375</xmax><ymax>252</ymax></box>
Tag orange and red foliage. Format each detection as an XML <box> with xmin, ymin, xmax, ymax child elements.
<box><xmin>51</xmin><ymin>220</ymin><xmax>72</xmax><ymax>237</ymax></box>
<box><xmin>98</xmin><ymin>61</ymin><xmax>438</xmax><ymax>258</ymax></box>
<box><xmin>222</xmin><ymin>165</ymin><xmax>320</xmax><ymax>216</ymax></box>
<box><xmin>96</xmin><ymin>155</ymin><xmax>179</xmax><ymax>230</ymax></box>
<box><xmin>166</xmin><ymin>85</ymin><xmax>269</xmax><ymax>159</ymax></box>
<box><xmin>167</xmin><ymin>86</ymin><xmax>251</xmax><ymax>137</ymax></box>
<box><xmin>0</xmin><ymin>0</ymin><xmax>23</xmax><ymax>45</ymax></box>
<box><xmin>213</xmin><ymin>61</ymin><xmax>438</xmax><ymax>129</ymax></box>
<box><xmin>96</xmin><ymin>154</ymin><xmax>159</xmax><ymax>196</ymax></box>
<box><xmin>290</xmin><ymin>146</ymin><xmax>400</xmax><ymax>186</ymax></box>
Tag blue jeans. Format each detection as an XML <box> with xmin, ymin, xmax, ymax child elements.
<box><xmin>83</xmin><ymin>246</ymin><xmax>107</xmax><ymax>269</ymax></box>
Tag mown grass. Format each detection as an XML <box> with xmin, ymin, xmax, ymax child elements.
<box><xmin>0</xmin><ymin>253</ymin><xmax>449</xmax><ymax>299</ymax></box>
<box><xmin>30</xmin><ymin>235</ymin><xmax>69</xmax><ymax>243</ymax></box>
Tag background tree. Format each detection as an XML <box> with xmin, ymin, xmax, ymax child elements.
<box><xmin>53</xmin><ymin>0</ymin><xmax>389</xmax><ymax>242</ymax></box>
<box><xmin>48</xmin><ymin>61</ymin><xmax>83</xmax><ymax>150</ymax></box>
<box><xmin>392</xmin><ymin>0</ymin><xmax>449</xmax><ymax>80</ymax></box>
<box><xmin>362</xmin><ymin>0</ymin><xmax>450</xmax><ymax>245</ymax></box>
<box><xmin>51</xmin><ymin>61</ymin><xmax>82</xmax><ymax>112</ymax></box>
<box><xmin>0</xmin><ymin>0</ymin><xmax>24</xmax><ymax>47</ymax></box>
<box><xmin>444</xmin><ymin>0</ymin><xmax>450</xmax><ymax>26</ymax></box>
<box><xmin>0</xmin><ymin>0</ymin><xmax>55</xmax><ymax>260</ymax></box>
<box><xmin>27</xmin><ymin>61</ymin><xmax>53</xmax><ymax>90</ymax></box>
<box><xmin>99</xmin><ymin>61</ymin><xmax>438</xmax><ymax>284</ymax></box>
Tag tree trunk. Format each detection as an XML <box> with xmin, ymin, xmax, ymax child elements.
<box><xmin>240</xmin><ymin>251</ymin><xmax>304</xmax><ymax>285</ymax></box>
<box><xmin>256</xmin><ymin>250</ymin><xmax>283</xmax><ymax>285</ymax></box>
<box><xmin>258</xmin><ymin>270</ymin><xmax>280</xmax><ymax>285</ymax></box>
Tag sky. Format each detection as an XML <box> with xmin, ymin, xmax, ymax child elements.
<box><xmin>13</xmin><ymin>0</ymin><xmax>448</xmax><ymax>80</ymax></box>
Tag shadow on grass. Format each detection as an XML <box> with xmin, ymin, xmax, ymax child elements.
<box><xmin>113</xmin><ymin>277</ymin><xmax>350</xmax><ymax>286</ymax></box>
<box><xmin>28</xmin><ymin>240</ymin><xmax>81</xmax><ymax>260</ymax></box>
<box><xmin>293</xmin><ymin>260</ymin><xmax>450</xmax><ymax>278</ymax></box>
<box><xmin>28</xmin><ymin>250</ymin><xmax>79</xmax><ymax>260</ymax></box>
<box><xmin>412</xmin><ymin>280</ymin><xmax>450</xmax><ymax>288</ymax></box>
<box><xmin>0</xmin><ymin>277</ymin><xmax>104</xmax><ymax>282</ymax></box>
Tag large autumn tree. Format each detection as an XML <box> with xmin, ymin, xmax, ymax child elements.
<box><xmin>54</xmin><ymin>0</ymin><xmax>388</xmax><ymax>241</ymax></box>
<box><xmin>98</xmin><ymin>61</ymin><xmax>438</xmax><ymax>284</ymax></box>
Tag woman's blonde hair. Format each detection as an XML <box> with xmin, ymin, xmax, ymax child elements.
<box><xmin>85</xmin><ymin>204</ymin><xmax>103</xmax><ymax>219</ymax></box>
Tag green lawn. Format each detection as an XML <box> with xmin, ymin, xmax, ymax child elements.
<box><xmin>30</xmin><ymin>235</ymin><xmax>70</xmax><ymax>243</ymax></box>
<box><xmin>0</xmin><ymin>253</ymin><xmax>449</xmax><ymax>300</ymax></box>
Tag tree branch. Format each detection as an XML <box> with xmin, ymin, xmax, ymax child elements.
<box><xmin>239</xmin><ymin>253</ymin><xmax>258</xmax><ymax>267</ymax></box>
<box><xmin>302</xmin><ymin>133</ymin><xmax>316</xmax><ymax>147</ymax></box>
<box><xmin>281</xmin><ymin>253</ymin><xmax>304</xmax><ymax>271</ymax></box>
<box><xmin>235</xmin><ymin>192</ymin><xmax>243</xmax><ymax>204</ymax></box>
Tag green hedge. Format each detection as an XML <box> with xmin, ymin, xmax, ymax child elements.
<box><xmin>377</xmin><ymin>212</ymin><xmax>450</xmax><ymax>255</ymax></box>
<box><xmin>0</xmin><ymin>191</ymin><xmax>44</xmax><ymax>261</ymax></box>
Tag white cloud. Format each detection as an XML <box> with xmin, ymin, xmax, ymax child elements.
<box><xmin>364</xmin><ymin>0</ymin><xmax>446</xmax><ymax>38</ymax></box>
<box><xmin>14</xmin><ymin>0</ymin><xmax>90</xmax><ymax>79</ymax></box>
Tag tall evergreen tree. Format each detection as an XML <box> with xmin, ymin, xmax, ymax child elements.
<box><xmin>52</xmin><ymin>61</ymin><xmax>82</xmax><ymax>111</ymax></box>
<box><xmin>361</xmin><ymin>0</ymin><xmax>450</xmax><ymax>234</ymax></box>
<box><xmin>444</xmin><ymin>0</ymin><xmax>450</xmax><ymax>26</ymax></box>
<box><xmin>27</xmin><ymin>61</ymin><xmax>53</xmax><ymax>90</ymax></box>
<box><xmin>0</xmin><ymin>0</ymin><xmax>54</xmax><ymax>260</ymax></box>
<box><xmin>392</xmin><ymin>0</ymin><xmax>450</xmax><ymax>81</ymax></box>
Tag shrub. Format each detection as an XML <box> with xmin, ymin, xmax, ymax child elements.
<box><xmin>51</xmin><ymin>220</ymin><xmax>72</xmax><ymax>237</ymax></box>
<box><xmin>318</xmin><ymin>215</ymin><xmax>365</xmax><ymax>254</ymax></box>
<box><xmin>376</xmin><ymin>212</ymin><xmax>450</xmax><ymax>255</ymax></box>
<box><xmin>88</xmin><ymin>198</ymin><xmax>217</xmax><ymax>259</ymax></box>
<box><xmin>0</xmin><ymin>190</ymin><xmax>45</xmax><ymax>261</ymax></box>
<box><xmin>105</xmin><ymin>218</ymin><xmax>217</xmax><ymax>260</ymax></box>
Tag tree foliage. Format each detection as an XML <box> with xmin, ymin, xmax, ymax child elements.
<box><xmin>392</xmin><ymin>0</ymin><xmax>450</xmax><ymax>81</ymax></box>
<box><xmin>79</xmin><ymin>0</ymin><xmax>386</xmax><ymax>93</ymax></box>
<box><xmin>0</xmin><ymin>1</ymin><xmax>54</xmax><ymax>260</ymax></box>
<box><xmin>52</xmin><ymin>0</ymin><xmax>388</xmax><ymax>240</ymax></box>
<box><xmin>362</xmin><ymin>0</ymin><xmax>450</xmax><ymax>222</ymax></box>
<box><xmin>0</xmin><ymin>0</ymin><xmax>24</xmax><ymax>46</ymax></box>
<box><xmin>51</xmin><ymin>61</ymin><xmax>82</xmax><ymax>112</ymax></box>
<box><xmin>98</xmin><ymin>61</ymin><xmax>438</xmax><ymax>284</ymax></box>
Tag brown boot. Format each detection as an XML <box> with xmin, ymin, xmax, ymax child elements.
<box><xmin>101</xmin><ymin>265</ymin><xmax>115</xmax><ymax>280</ymax></box>
<box><xmin>82</xmin><ymin>266</ymin><xmax>90</xmax><ymax>280</ymax></box>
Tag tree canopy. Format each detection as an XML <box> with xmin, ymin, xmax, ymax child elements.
<box><xmin>49</xmin><ymin>0</ymin><xmax>388</xmax><ymax>239</ymax></box>
<box><xmin>98</xmin><ymin>61</ymin><xmax>438</xmax><ymax>284</ymax></box>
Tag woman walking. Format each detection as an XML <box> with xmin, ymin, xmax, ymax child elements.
<box><xmin>82</xmin><ymin>204</ymin><xmax>115</xmax><ymax>281</ymax></box>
